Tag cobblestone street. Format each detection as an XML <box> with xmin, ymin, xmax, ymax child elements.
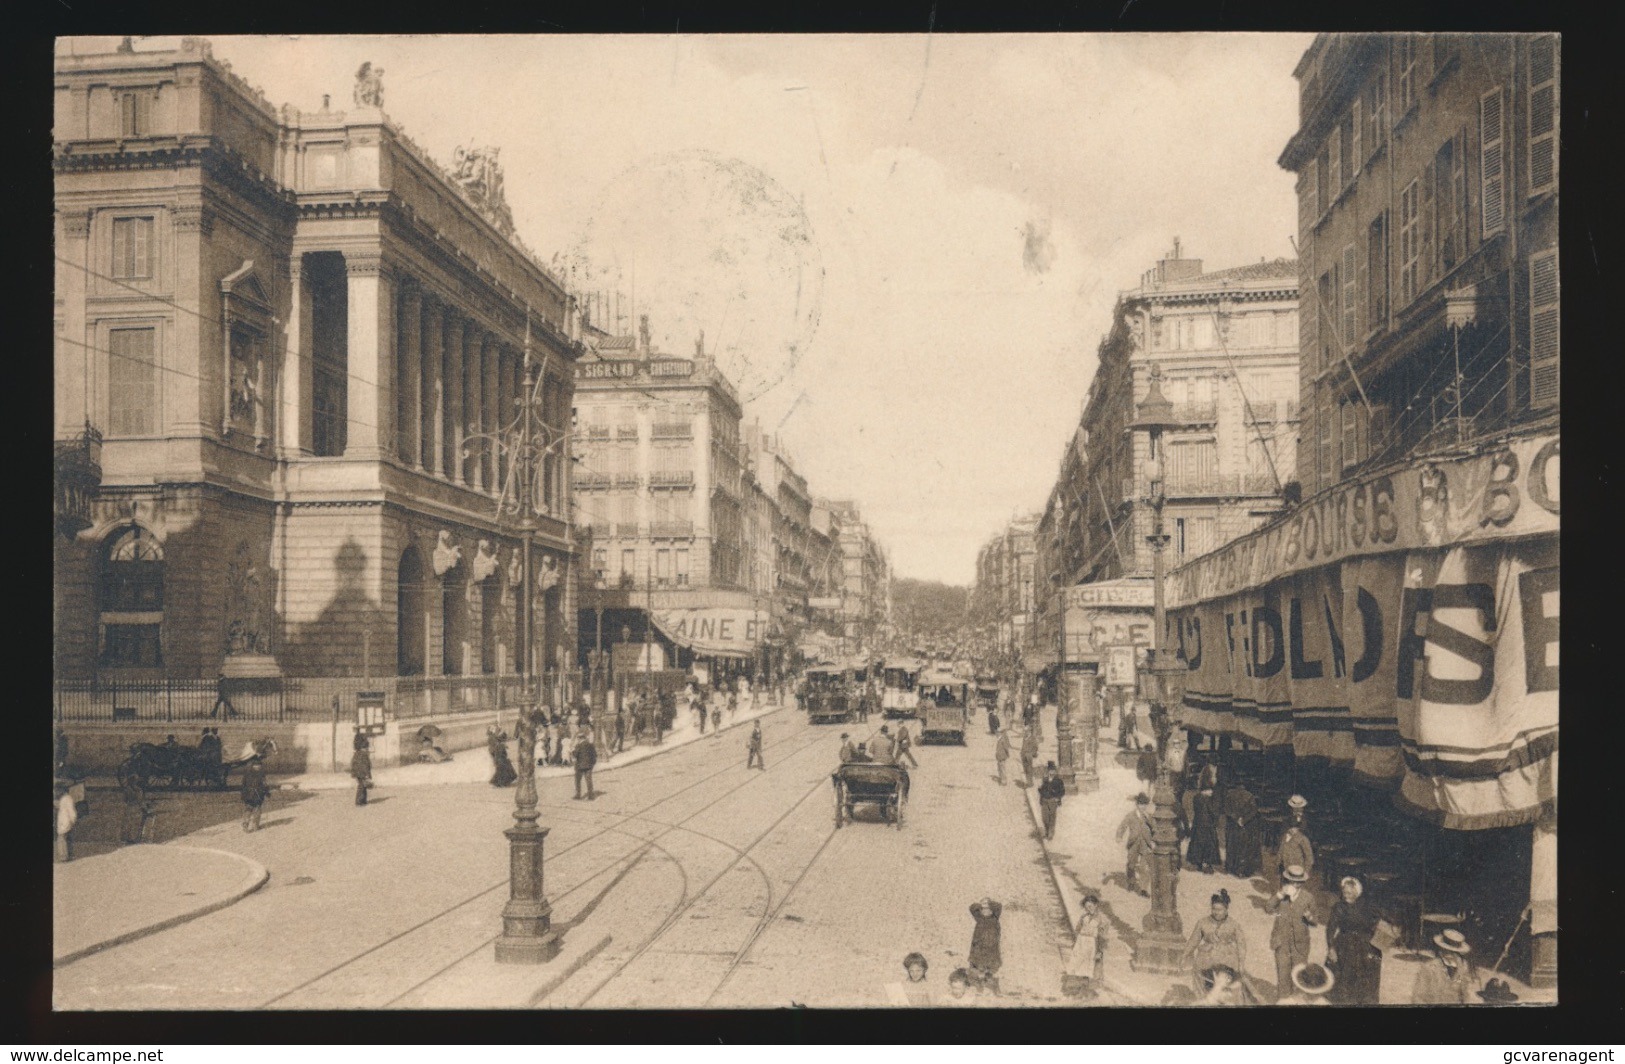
<box><xmin>54</xmin><ymin>705</ymin><xmax>1068</xmax><ymax>1009</ymax></box>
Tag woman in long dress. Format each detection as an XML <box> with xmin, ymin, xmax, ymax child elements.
<box><xmin>1185</xmin><ymin>760</ymin><xmax>1223</xmax><ymax>873</ymax></box>
<box><xmin>1062</xmin><ymin>894</ymin><xmax>1107</xmax><ymax>998</ymax></box>
<box><xmin>1325</xmin><ymin>875</ymin><xmax>1384</xmax><ymax>1004</ymax></box>
<box><xmin>1183</xmin><ymin>888</ymin><xmax>1249</xmax><ymax>996</ymax></box>
<box><xmin>967</xmin><ymin>897</ymin><xmax>1003</xmax><ymax>991</ymax></box>
<box><xmin>1222</xmin><ymin>783</ymin><xmax>1263</xmax><ymax>878</ymax></box>
<box><xmin>487</xmin><ymin>725</ymin><xmax>517</xmax><ymax>788</ymax></box>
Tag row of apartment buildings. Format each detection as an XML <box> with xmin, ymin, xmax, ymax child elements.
<box><xmin>51</xmin><ymin>37</ymin><xmax>890</xmax><ymax>699</ymax></box>
<box><xmin>569</xmin><ymin>321</ymin><xmax>891</xmax><ymax>679</ymax></box>
<box><xmin>973</xmin><ymin>33</ymin><xmax>1560</xmax><ymax>990</ymax></box>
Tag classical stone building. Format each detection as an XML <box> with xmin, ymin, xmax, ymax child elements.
<box><xmin>972</xmin><ymin>515</ymin><xmax>1038</xmax><ymax>670</ymax></box>
<box><xmin>53</xmin><ymin>38</ymin><xmax>583</xmax><ymax>689</ymax></box>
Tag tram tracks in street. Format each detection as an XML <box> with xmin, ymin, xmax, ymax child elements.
<box><xmin>255</xmin><ymin>710</ymin><xmax>859</xmax><ymax>1008</ymax></box>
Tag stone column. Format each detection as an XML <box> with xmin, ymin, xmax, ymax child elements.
<box><xmin>56</xmin><ymin>210</ymin><xmax>92</xmax><ymax>438</ymax></box>
<box><xmin>344</xmin><ymin>253</ymin><xmax>395</xmax><ymax>459</ymax></box>
<box><xmin>462</xmin><ymin>323</ymin><xmax>483</xmax><ymax>488</ymax></box>
<box><xmin>397</xmin><ymin>281</ymin><xmax>422</xmax><ymax>467</ymax></box>
<box><xmin>498</xmin><ymin>346</ymin><xmax>516</xmax><ymax>495</ymax></box>
<box><xmin>170</xmin><ymin>206</ymin><xmax>211</xmax><ymax>437</ymax></box>
<box><xmin>282</xmin><ymin>255</ymin><xmax>315</xmax><ymax>457</ymax></box>
<box><xmin>445</xmin><ymin>312</ymin><xmax>466</xmax><ymax>485</ymax></box>
<box><xmin>423</xmin><ymin>298</ymin><xmax>445</xmax><ymax>477</ymax></box>
<box><xmin>1529</xmin><ymin>807</ymin><xmax>1557</xmax><ymax>988</ymax></box>
<box><xmin>481</xmin><ymin>334</ymin><xmax>499</xmax><ymax>493</ymax></box>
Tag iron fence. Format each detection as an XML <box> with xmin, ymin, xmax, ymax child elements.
<box><xmin>55</xmin><ymin>673</ymin><xmax>545</xmax><ymax>724</ymax></box>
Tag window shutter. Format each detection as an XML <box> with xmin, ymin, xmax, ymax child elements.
<box><xmin>1357</xmin><ymin>232</ymin><xmax>1370</xmax><ymax>336</ymax></box>
<box><xmin>1351</xmin><ymin>98</ymin><xmax>1363</xmax><ymax>170</ymax></box>
<box><xmin>1528</xmin><ymin>36</ymin><xmax>1558</xmax><ymax>194</ymax></box>
<box><xmin>132</xmin><ymin>218</ymin><xmax>150</xmax><ymax>278</ymax></box>
<box><xmin>1341</xmin><ymin>244</ymin><xmax>1358</xmax><ymax>344</ymax></box>
<box><xmin>1480</xmin><ymin>87</ymin><xmax>1506</xmax><ymax>236</ymax></box>
<box><xmin>1420</xmin><ymin>160</ymin><xmax>1436</xmax><ymax>290</ymax></box>
<box><xmin>1317</xmin><ymin>395</ymin><xmax>1334</xmax><ymax>488</ymax></box>
<box><xmin>1528</xmin><ymin>250</ymin><xmax>1559</xmax><ymax>408</ymax></box>
<box><xmin>1328</xmin><ymin>130</ymin><xmax>1341</xmax><ymax>202</ymax></box>
<box><xmin>111</xmin><ymin>219</ymin><xmax>129</xmax><ymax>279</ymax></box>
<box><xmin>1299</xmin><ymin>161</ymin><xmax>1318</xmax><ymax>235</ymax></box>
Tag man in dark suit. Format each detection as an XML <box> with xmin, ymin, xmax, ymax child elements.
<box><xmin>573</xmin><ymin>732</ymin><xmax>598</xmax><ymax>800</ymax></box>
<box><xmin>1037</xmin><ymin>762</ymin><xmax>1066</xmax><ymax>841</ymax></box>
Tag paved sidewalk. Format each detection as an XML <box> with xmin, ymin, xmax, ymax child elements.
<box><xmin>54</xmin><ymin>844</ymin><xmax>268</xmax><ymax>967</ymax></box>
<box><xmin>282</xmin><ymin>694</ymin><xmax>784</xmax><ymax>791</ymax></box>
<box><xmin>1021</xmin><ymin>704</ymin><xmax>1554</xmax><ymax>1006</ymax></box>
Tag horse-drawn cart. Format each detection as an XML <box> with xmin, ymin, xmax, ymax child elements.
<box><xmin>117</xmin><ymin>738</ymin><xmax>276</xmax><ymax>791</ymax></box>
<box><xmin>832</xmin><ymin>762</ymin><xmax>909</xmax><ymax>828</ymax></box>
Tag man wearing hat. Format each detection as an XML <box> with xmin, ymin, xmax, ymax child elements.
<box><xmin>838</xmin><ymin>733</ymin><xmax>857</xmax><ymax>763</ymax></box>
<box><xmin>870</xmin><ymin>725</ymin><xmax>896</xmax><ymax>765</ymax></box>
<box><xmin>1115</xmin><ymin>793</ymin><xmax>1155</xmax><ymax>895</ymax></box>
<box><xmin>1037</xmin><ymin>761</ymin><xmax>1066</xmax><ymax>841</ymax></box>
<box><xmin>1277</xmin><ymin>796</ymin><xmax>1315</xmax><ymax>884</ymax></box>
<box><xmin>240</xmin><ymin>750</ymin><xmax>269</xmax><ymax>832</ymax></box>
<box><xmin>1268</xmin><ymin>864</ymin><xmax>1318</xmax><ymax>1002</ymax></box>
<box><xmin>1278</xmin><ymin>962</ymin><xmax>1335</xmax><ymax>1005</ymax></box>
<box><xmin>1411</xmin><ymin>929</ymin><xmax>1480</xmax><ymax>1004</ymax></box>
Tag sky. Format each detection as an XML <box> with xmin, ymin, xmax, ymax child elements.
<box><xmin>65</xmin><ymin>33</ymin><xmax>1311</xmax><ymax>585</ymax></box>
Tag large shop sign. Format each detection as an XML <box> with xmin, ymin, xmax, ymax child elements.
<box><xmin>652</xmin><ymin>607</ymin><xmax>772</xmax><ymax>658</ymax></box>
<box><xmin>1170</xmin><ymin>536</ymin><xmax>1558</xmax><ymax>830</ymax></box>
<box><xmin>1168</xmin><ymin>432</ymin><xmax>1559</xmax><ymax>609</ymax></box>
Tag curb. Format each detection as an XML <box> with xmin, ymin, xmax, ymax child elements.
<box><xmin>280</xmin><ymin>701</ymin><xmax>787</xmax><ymax>791</ymax></box>
<box><xmin>54</xmin><ymin>846</ymin><xmax>270</xmax><ymax>968</ymax></box>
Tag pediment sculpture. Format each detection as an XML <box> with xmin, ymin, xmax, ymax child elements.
<box><xmin>536</xmin><ymin>555</ymin><xmax>561</xmax><ymax>593</ymax></box>
<box><xmin>451</xmin><ymin>144</ymin><xmax>516</xmax><ymax>237</ymax></box>
<box><xmin>432</xmin><ymin>530</ymin><xmax>463</xmax><ymax>576</ymax></box>
<box><xmin>472</xmin><ymin>538</ymin><xmax>500</xmax><ymax>582</ymax></box>
<box><xmin>354</xmin><ymin>62</ymin><xmax>384</xmax><ymax>108</ymax></box>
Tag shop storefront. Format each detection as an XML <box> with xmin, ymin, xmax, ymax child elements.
<box><xmin>1167</xmin><ymin>430</ymin><xmax>1559</xmax><ymax>987</ymax></box>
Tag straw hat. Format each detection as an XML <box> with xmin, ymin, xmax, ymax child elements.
<box><xmin>1291</xmin><ymin>962</ymin><xmax>1335</xmax><ymax>996</ymax></box>
<box><xmin>1287</xmin><ymin>794</ymin><xmax>1308</xmax><ymax>811</ymax></box>
<box><xmin>1477</xmin><ymin>978</ymin><xmax>1519</xmax><ymax>1004</ymax></box>
<box><xmin>1433</xmin><ymin>929</ymin><xmax>1472</xmax><ymax>954</ymax></box>
<box><xmin>1282</xmin><ymin>864</ymin><xmax>1309</xmax><ymax>883</ymax></box>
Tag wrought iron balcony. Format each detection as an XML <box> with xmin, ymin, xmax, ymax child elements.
<box><xmin>650</xmin><ymin>520</ymin><xmax>695</xmax><ymax>539</ymax></box>
<box><xmin>649</xmin><ymin>469</ymin><xmax>695</xmax><ymax>487</ymax></box>
<box><xmin>573</xmin><ymin>471</ymin><xmax>611</xmax><ymax>490</ymax></box>
<box><xmin>651</xmin><ymin>422</ymin><xmax>693</xmax><ymax>440</ymax></box>
<box><xmin>615</xmin><ymin>522</ymin><xmax>643</xmax><ymax>538</ymax></box>
<box><xmin>55</xmin><ymin>425</ymin><xmax>102</xmax><ymax>539</ymax></box>
<box><xmin>1172</xmin><ymin>401</ymin><xmax>1218</xmax><ymax>424</ymax></box>
<box><xmin>616</xmin><ymin>425</ymin><xmax>640</xmax><ymax>441</ymax></box>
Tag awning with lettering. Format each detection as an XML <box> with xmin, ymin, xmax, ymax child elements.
<box><xmin>1170</xmin><ymin>535</ymin><xmax>1558</xmax><ymax>830</ymax></box>
<box><xmin>650</xmin><ymin>607</ymin><xmax>772</xmax><ymax>658</ymax></box>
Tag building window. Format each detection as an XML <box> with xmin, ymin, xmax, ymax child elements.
<box><xmin>119</xmin><ymin>92</ymin><xmax>150</xmax><ymax>137</ymax></box>
<box><xmin>1364</xmin><ymin>73</ymin><xmax>1387</xmax><ymax>158</ymax></box>
<box><xmin>1317</xmin><ymin>271</ymin><xmax>1336</xmax><ymax>368</ymax></box>
<box><xmin>1340</xmin><ymin>399</ymin><xmax>1362</xmax><ymax>471</ymax></box>
<box><xmin>1341</xmin><ymin>244</ymin><xmax>1358</xmax><ymax>345</ymax></box>
<box><xmin>1434</xmin><ymin>134</ymin><xmax>1466</xmax><ymax>274</ymax></box>
<box><xmin>1338</xmin><ymin>114</ymin><xmax>1354</xmax><ymax>190</ymax></box>
<box><xmin>1166</xmin><ymin>440</ymin><xmax>1216</xmax><ymax>493</ymax></box>
<box><xmin>99</xmin><ymin>526</ymin><xmax>164</xmax><ymax>668</ymax></box>
<box><xmin>108</xmin><ymin>327</ymin><xmax>158</xmax><ymax>436</ymax></box>
<box><xmin>308</xmin><ymin>256</ymin><xmax>348</xmax><ymax>457</ymax></box>
<box><xmin>621</xmin><ymin>548</ymin><xmax>636</xmax><ymax>582</ymax></box>
<box><xmin>1397</xmin><ymin>35</ymin><xmax>1418</xmax><ymax>116</ymax></box>
<box><xmin>110</xmin><ymin>217</ymin><xmax>153</xmax><ymax>281</ymax></box>
<box><xmin>1367</xmin><ymin>214</ymin><xmax>1388</xmax><ymax>330</ymax></box>
<box><xmin>1327</xmin><ymin>126</ymin><xmax>1342</xmax><ymax>204</ymax></box>
<box><xmin>1317</xmin><ymin>394</ymin><xmax>1335</xmax><ymax>488</ymax></box>
<box><xmin>592</xmin><ymin>547</ymin><xmax>607</xmax><ymax>584</ymax></box>
<box><xmin>676</xmin><ymin>548</ymin><xmax>690</xmax><ymax>585</ymax></box>
<box><xmin>1480</xmin><ymin>87</ymin><xmax>1507</xmax><ymax>237</ymax></box>
<box><xmin>1315</xmin><ymin>146</ymin><xmax>1330</xmax><ymax>218</ymax></box>
<box><xmin>1528</xmin><ymin>249</ymin><xmax>1560</xmax><ymax>409</ymax></box>
<box><xmin>1528</xmin><ymin>35</ymin><xmax>1558</xmax><ymax>195</ymax></box>
<box><xmin>1399</xmin><ymin>180</ymin><xmax>1421</xmax><ymax>305</ymax></box>
<box><xmin>656</xmin><ymin>549</ymin><xmax>672</xmax><ymax>586</ymax></box>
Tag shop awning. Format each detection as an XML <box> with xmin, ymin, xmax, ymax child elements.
<box><xmin>650</xmin><ymin>607</ymin><xmax>771</xmax><ymax>658</ymax></box>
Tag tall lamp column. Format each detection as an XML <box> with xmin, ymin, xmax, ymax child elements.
<box><xmin>1129</xmin><ymin>364</ymin><xmax>1187</xmax><ymax>972</ymax></box>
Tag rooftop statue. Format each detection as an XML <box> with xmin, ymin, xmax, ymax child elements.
<box><xmin>354</xmin><ymin>62</ymin><xmax>384</xmax><ymax>108</ymax></box>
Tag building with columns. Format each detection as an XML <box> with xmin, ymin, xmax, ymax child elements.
<box><xmin>53</xmin><ymin>37</ymin><xmax>583</xmax><ymax>689</ymax></box>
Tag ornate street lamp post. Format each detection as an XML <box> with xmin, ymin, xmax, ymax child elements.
<box><xmin>466</xmin><ymin>321</ymin><xmax>567</xmax><ymax>965</ymax></box>
<box><xmin>1129</xmin><ymin>365</ymin><xmax>1188</xmax><ymax>972</ymax></box>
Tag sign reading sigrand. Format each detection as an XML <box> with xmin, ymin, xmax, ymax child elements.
<box><xmin>1168</xmin><ymin>431</ymin><xmax>1559</xmax><ymax>608</ymax></box>
<box><xmin>576</xmin><ymin>359</ymin><xmax>696</xmax><ymax>381</ymax></box>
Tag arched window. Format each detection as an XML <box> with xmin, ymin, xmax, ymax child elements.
<box><xmin>397</xmin><ymin>546</ymin><xmax>426</xmax><ymax>676</ymax></box>
<box><xmin>100</xmin><ymin>526</ymin><xmax>163</xmax><ymax>667</ymax></box>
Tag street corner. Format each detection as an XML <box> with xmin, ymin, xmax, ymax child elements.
<box><xmin>54</xmin><ymin>844</ymin><xmax>270</xmax><ymax>968</ymax></box>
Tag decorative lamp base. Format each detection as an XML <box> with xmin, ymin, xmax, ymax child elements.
<box><xmin>1130</xmin><ymin>931</ymin><xmax>1188</xmax><ymax>974</ymax></box>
